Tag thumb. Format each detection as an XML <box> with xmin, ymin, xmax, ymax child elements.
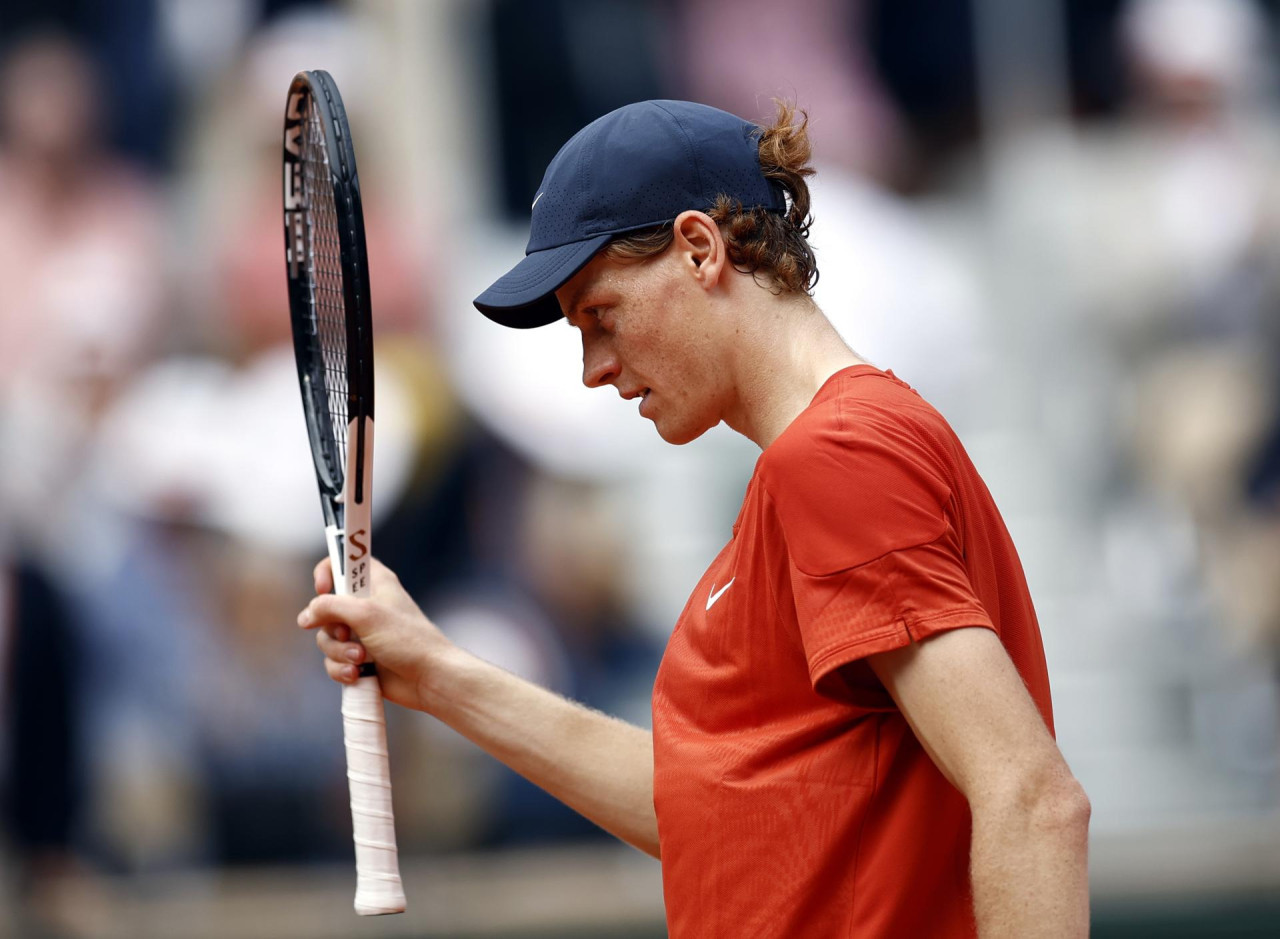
<box><xmin>313</xmin><ymin>556</ymin><xmax>335</xmax><ymax>595</ymax></box>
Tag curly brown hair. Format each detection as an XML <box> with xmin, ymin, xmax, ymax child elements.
<box><xmin>602</xmin><ymin>101</ymin><xmax>818</xmax><ymax>295</ymax></box>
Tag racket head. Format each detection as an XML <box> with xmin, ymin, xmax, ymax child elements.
<box><xmin>282</xmin><ymin>69</ymin><xmax>375</xmax><ymax>532</ymax></box>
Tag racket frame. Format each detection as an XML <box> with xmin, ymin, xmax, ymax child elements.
<box><xmin>284</xmin><ymin>69</ymin><xmax>374</xmax><ymax>535</ymax></box>
<box><xmin>283</xmin><ymin>68</ymin><xmax>404</xmax><ymax>916</ymax></box>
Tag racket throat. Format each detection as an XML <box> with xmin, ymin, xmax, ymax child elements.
<box><xmin>325</xmin><ymin>523</ymin><xmax>347</xmax><ymax>585</ymax></box>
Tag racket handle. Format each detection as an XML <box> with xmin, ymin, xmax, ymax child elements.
<box><xmin>342</xmin><ymin>675</ymin><xmax>406</xmax><ymax>915</ymax></box>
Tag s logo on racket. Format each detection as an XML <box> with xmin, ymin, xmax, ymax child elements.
<box><xmin>282</xmin><ymin>69</ymin><xmax>405</xmax><ymax>916</ymax></box>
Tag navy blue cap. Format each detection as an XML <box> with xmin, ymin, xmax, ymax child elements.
<box><xmin>474</xmin><ymin>100</ymin><xmax>786</xmax><ymax>329</ymax></box>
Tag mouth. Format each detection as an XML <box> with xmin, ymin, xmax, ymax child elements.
<box><xmin>621</xmin><ymin>388</ymin><xmax>651</xmax><ymax>402</ymax></box>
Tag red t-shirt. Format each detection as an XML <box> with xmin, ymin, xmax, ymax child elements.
<box><xmin>652</xmin><ymin>365</ymin><xmax>1053</xmax><ymax>938</ymax></box>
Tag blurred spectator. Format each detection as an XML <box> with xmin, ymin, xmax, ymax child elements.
<box><xmin>196</xmin><ymin>537</ymin><xmax>352</xmax><ymax>864</ymax></box>
<box><xmin>1</xmin><ymin>558</ymin><xmax>82</xmax><ymax>886</ymax></box>
<box><xmin>970</xmin><ymin>0</ymin><xmax>1280</xmax><ymax>808</ymax></box>
<box><xmin>0</xmin><ymin>0</ymin><xmax>175</xmax><ymax>168</ymax></box>
<box><xmin>74</xmin><ymin>344</ymin><xmax>428</xmax><ymax>867</ymax></box>
<box><xmin>25</xmin><ymin>5</ymin><xmax>501</xmax><ymax>870</ymax></box>
<box><xmin>676</xmin><ymin>0</ymin><xmax>904</xmax><ymax>180</ymax></box>
<box><xmin>1105</xmin><ymin>0</ymin><xmax>1280</xmax><ymax>348</ymax></box>
<box><xmin>0</xmin><ymin>33</ymin><xmax>167</xmax><ymax>556</ymax></box>
<box><xmin>0</xmin><ymin>29</ymin><xmax>172</xmax><ymax>900</ymax></box>
<box><xmin>864</xmin><ymin>0</ymin><xmax>980</xmax><ymax>191</ymax></box>
<box><xmin>1104</xmin><ymin>0</ymin><xmax>1280</xmax><ymax>674</ymax></box>
<box><xmin>486</xmin><ymin>0</ymin><xmax>669</xmax><ymax>218</ymax></box>
<box><xmin>805</xmin><ymin>168</ymin><xmax>992</xmax><ymax>425</ymax></box>
<box><xmin>515</xmin><ymin>473</ymin><xmax>659</xmax><ymax>732</ymax></box>
<box><xmin>177</xmin><ymin>8</ymin><xmax>430</xmax><ymax>358</ymax></box>
<box><xmin>975</xmin><ymin>0</ymin><xmax>1280</xmax><ymax>540</ymax></box>
<box><xmin>419</xmin><ymin>470</ymin><xmax>662</xmax><ymax>848</ymax></box>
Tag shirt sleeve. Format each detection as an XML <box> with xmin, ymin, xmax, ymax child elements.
<box><xmin>761</xmin><ymin>406</ymin><xmax>995</xmax><ymax>692</ymax></box>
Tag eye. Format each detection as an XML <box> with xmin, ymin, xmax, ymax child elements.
<box><xmin>567</xmin><ymin>302</ymin><xmax>613</xmax><ymax>332</ymax></box>
<box><xmin>589</xmin><ymin>306</ymin><xmax>616</xmax><ymax>331</ymax></box>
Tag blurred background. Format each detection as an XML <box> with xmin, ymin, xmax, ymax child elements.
<box><xmin>1</xmin><ymin>0</ymin><xmax>1278</xmax><ymax>935</ymax></box>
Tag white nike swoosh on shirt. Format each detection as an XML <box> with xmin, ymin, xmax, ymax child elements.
<box><xmin>706</xmin><ymin>578</ymin><xmax>735</xmax><ymax>611</ymax></box>
<box><xmin>532</xmin><ymin>191</ymin><xmax>544</xmax><ymax>209</ymax></box>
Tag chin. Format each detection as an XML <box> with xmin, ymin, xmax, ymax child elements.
<box><xmin>653</xmin><ymin>416</ymin><xmax>714</xmax><ymax>446</ymax></box>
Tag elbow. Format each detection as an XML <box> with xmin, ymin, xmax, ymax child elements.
<box><xmin>1036</xmin><ymin>777</ymin><xmax>1091</xmax><ymax>841</ymax></box>
<box><xmin>976</xmin><ymin>766</ymin><xmax>1092</xmax><ymax>841</ymax></box>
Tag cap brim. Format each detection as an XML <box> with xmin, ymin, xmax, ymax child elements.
<box><xmin>473</xmin><ymin>234</ymin><xmax>612</xmax><ymax>329</ymax></box>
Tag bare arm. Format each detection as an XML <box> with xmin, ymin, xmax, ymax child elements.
<box><xmin>298</xmin><ymin>559</ymin><xmax>659</xmax><ymax>857</ymax></box>
<box><xmin>422</xmin><ymin>648</ymin><xmax>658</xmax><ymax>856</ymax></box>
<box><xmin>868</xmin><ymin>627</ymin><xmax>1090</xmax><ymax>938</ymax></box>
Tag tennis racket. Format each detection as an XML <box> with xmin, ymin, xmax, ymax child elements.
<box><xmin>282</xmin><ymin>69</ymin><xmax>405</xmax><ymax>916</ymax></box>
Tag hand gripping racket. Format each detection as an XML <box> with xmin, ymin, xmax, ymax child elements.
<box><xmin>282</xmin><ymin>69</ymin><xmax>405</xmax><ymax>916</ymax></box>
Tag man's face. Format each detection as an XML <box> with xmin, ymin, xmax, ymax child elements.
<box><xmin>555</xmin><ymin>246</ymin><xmax>731</xmax><ymax>445</ymax></box>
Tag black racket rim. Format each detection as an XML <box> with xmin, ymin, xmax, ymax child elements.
<box><xmin>282</xmin><ymin>69</ymin><xmax>375</xmax><ymax>525</ymax></box>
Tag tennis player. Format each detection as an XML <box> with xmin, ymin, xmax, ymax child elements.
<box><xmin>299</xmin><ymin>100</ymin><xmax>1090</xmax><ymax>937</ymax></box>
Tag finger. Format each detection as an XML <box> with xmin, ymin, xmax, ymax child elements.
<box><xmin>370</xmin><ymin>558</ymin><xmax>398</xmax><ymax>587</ymax></box>
<box><xmin>315</xmin><ymin>626</ymin><xmax>364</xmax><ymax>664</ymax></box>
<box><xmin>313</xmin><ymin>557</ymin><xmax>334</xmax><ymax>595</ymax></box>
<box><xmin>296</xmin><ymin>593</ymin><xmax>372</xmax><ymax>632</ymax></box>
<box><xmin>323</xmin><ymin>657</ymin><xmax>361</xmax><ymax>684</ymax></box>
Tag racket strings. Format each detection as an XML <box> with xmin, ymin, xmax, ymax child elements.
<box><xmin>301</xmin><ymin>97</ymin><xmax>350</xmax><ymax>485</ymax></box>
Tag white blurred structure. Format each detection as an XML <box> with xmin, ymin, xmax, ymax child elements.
<box><xmin>92</xmin><ymin>347</ymin><xmax>417</xmax><ymax>555</ymax></box>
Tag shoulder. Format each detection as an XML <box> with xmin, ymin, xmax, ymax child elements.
<box><xmin>756</xmin><ymin>368</ymin><xmax>961</xmax><ymax>573</ymax></box>
<box><xmin>759</xmin><ymin>368</ymin><xmax>955</xmax><ymax>496</ymax></box>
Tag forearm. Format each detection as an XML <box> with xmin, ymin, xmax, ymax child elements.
<box><xmin>970</xmin><ymin>784</ymin><xmax>1091</xmax><ymax>937</ymax></box>
<box><xmin>422</xmin><ymin>647</ymin><xmax>659</xmax><ymax>857</ymax></box>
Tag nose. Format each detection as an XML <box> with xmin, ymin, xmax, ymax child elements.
<box><xmin>581</xmin><ymin>334</ymin><xmax>619</xmax><ymax>389</ymax></box>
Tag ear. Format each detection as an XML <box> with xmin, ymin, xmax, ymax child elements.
<box><xmin>671</xmin><ymin>210</ymin><xmax>725</xmax><ymax>290</ymax></box>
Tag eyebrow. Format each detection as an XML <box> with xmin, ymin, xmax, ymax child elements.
<box><xmin>560</xmin><ymin>282</ymin><xmax>592</xmax><ymax>321</ymax></box>
<box><xmin>563</xmin><ymin>282</ymin><xmax>612</xmax><ymax>326</ymax></box>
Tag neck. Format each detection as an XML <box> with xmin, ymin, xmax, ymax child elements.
<box><xmin>722</xmin><ymin>291</ymin><xmax>866</xmax><ymax>449</ymax></box>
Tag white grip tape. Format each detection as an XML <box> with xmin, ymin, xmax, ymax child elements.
<box><xmin>342</xmin><ymin>675</ymin><xmax>406</xmax><ymax>914</ymax></box>
<box><xmin>332</xmin><ymin>417</ymin><xmax>402</xmax><ymax>915</ymax></box>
